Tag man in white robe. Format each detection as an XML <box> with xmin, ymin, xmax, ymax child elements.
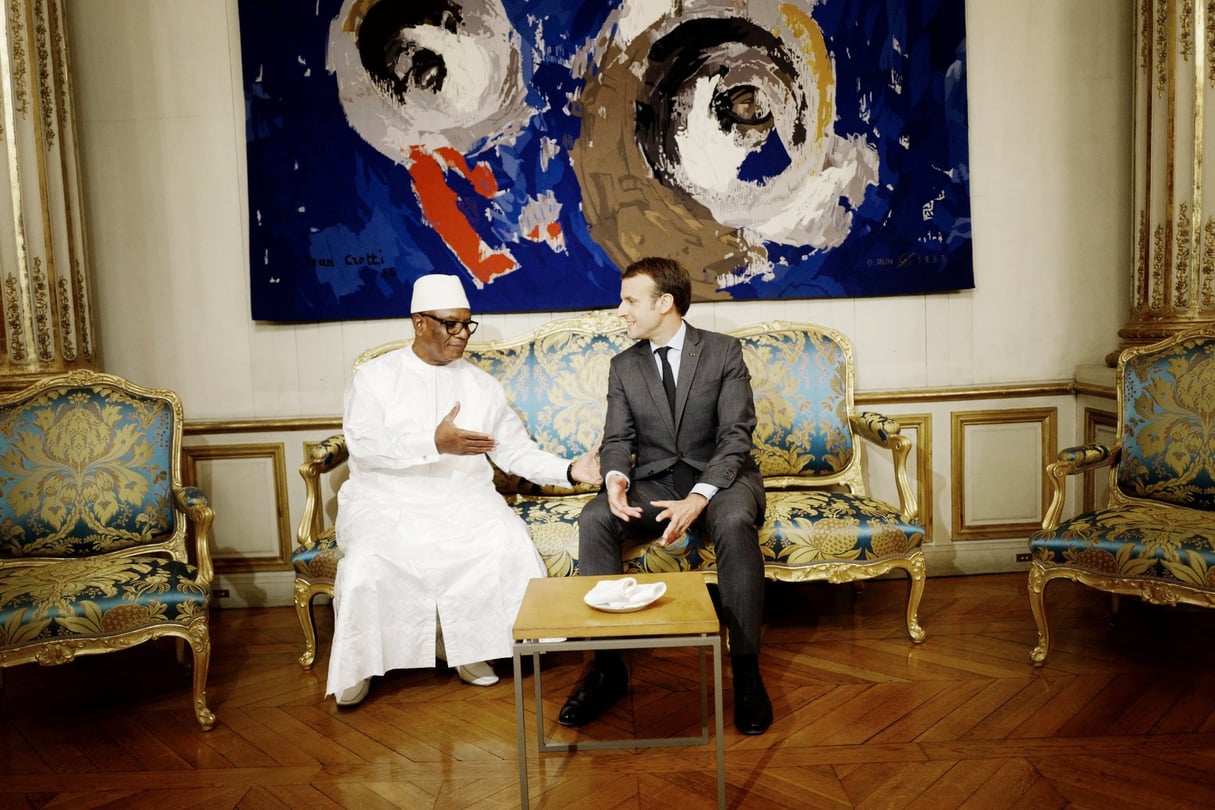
<box><xmin>327</xmin><ymin>274</ymin><xmax>601</xmax><ymax>706</ymax></box>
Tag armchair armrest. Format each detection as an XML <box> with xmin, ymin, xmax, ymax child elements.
<box><xmin>175</xmin><ymin>485</ymin><xmax>215</xmax><ymax>584</ymax></box>
<box><xmin>297</xmin><ymin>434</ymin><xmax>348</xmax><ymax>549</ymax></box>
<box><xmin>851</xmin><ymin>411</ymin><xmax>918</xmax><ymax>523</ymax></box>
<box><xmin>1052</xmin><ymin>442</ymin><xmax>1119</xmax><ymax>474</ymax></box>
<box><xmin>1041</xmin><ymin>442</ymin><xmax>1121</xmax><ymax>530</ymax></box>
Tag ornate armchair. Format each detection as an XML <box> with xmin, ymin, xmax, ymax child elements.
<box><xmin>1028</xmin><ymin>328</ymin><xmax>1215</xmax><ymax>665</ymax></box>
<box><xmin>0</xmin><ymin>371</ymin><xmax>216</xmax><ymax>730</ymax></box>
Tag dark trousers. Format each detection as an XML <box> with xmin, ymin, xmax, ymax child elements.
<box><xmin>577</xmin><ymin>474</ymin><xmax>765</xmax><ymax>655</ymax></box>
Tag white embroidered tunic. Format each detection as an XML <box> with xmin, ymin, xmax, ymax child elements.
<box><xmin>326</xmin><ymin>347</ymin><xmax>568</xmax><ymax>697</ymax></box>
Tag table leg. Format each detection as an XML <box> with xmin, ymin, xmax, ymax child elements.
<box><xmin>714</xmin><ymin>639</ymin><xmax>725</xmax><ymax>809</ymax></box>
<box><xmin>532</xmin><ymin>652</ymin><xmax>547</xmax><ymax>751</ymax></box>
<box><xmin>698</xmin><ymin>646</ymin><xmax>708</xmax><ymax>739</ymax></box>
<box><xmin>513</xmin><ymin>647</ymin><xmax>529</xmax><ymax>809</ymax></box>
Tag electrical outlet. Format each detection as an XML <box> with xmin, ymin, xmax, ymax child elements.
<box><xmin>212</xmin><ymin>588</ymin><xmax>230</xmax><ymax>598</ymax></box>
<box><xmin>1015</xmin><ymin>553</ymin><xmax>1031</xmax><ymax>563</ymax></box>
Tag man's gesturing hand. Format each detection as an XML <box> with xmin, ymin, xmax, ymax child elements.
<box><xmin>652</xmin><ymin>494</ymin><xmax>707</xmax><ymax>545</ymax></box>
<box><xmin>434</xmin><ymin>403</ymin><xmax>498</xmax><ymax>455</ymax></box>
<box><xmin>606</xmin><ymin>473</ymin><xmax>642</xmax><ymax>521</ymax></box>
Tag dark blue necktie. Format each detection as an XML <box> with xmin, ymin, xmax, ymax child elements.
<box><xmin>656</xmin><ymin>346</ymin><xmax>694</xmax><ymax>493</ymax></box>
<box><xmin>655</xmin><ymin>346</ymin><xmax>676</xmax><ymax>416</ymax></box>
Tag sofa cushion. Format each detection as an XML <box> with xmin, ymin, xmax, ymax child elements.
<box><xmin>761</xmin><ymin>490</ymin><xmax>925</xmax><ymax>568</ymax></box>
<box><xmin>511</xmin><ymin>495</ymin><xmax>716</xmax><ymax>576</ymax></box>
<box><xmin>0</xmin><ymin>556</ymin><xmax>209</xmax><ymax>649</ymax></box>
<box><xmin>292</xmin><ymin>527</ymin><xmax>342</xmax><ymax>581</ymax></box>
<box><xmin>510</xmin><ymin>495</ymin><xmax>586</xmax><ymax>576</ymax></box>
<box><xmin>1029</xmin><ymin>501</ymin><xmax>1215</xmax><ymax>585</ymax></box>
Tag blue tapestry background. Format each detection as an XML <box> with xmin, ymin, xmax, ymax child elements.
<box><xmin>241</xmin><ymin>0</ymin><xmax>972</xmax><ymax>321</ymax></box>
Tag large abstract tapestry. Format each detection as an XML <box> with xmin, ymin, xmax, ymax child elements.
<box><xmin>241</xmin><ymin>0</ymin><xmax>971</xmax><ymax>321</ymax></box>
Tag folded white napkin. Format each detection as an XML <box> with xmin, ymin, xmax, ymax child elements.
<box><xmin>585</xmin><ymin>577</ymin><xmax>667</xmax><ymax>609</ymax></box>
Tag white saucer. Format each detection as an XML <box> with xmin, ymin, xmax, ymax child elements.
<box><xmin>583</xmin><ymin>579</ymin><xmax>666</xmax><ymax>613</ymax></box>
<box><xmin>584</xmin><ymin>595</ymin><xmax>661</xmax><ymax>613</ymax></box>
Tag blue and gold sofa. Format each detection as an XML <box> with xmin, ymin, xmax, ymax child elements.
<box><xmin>1029</xmin><ymin>327</ymin><xmax>1215</xmax><ymax>664</ymax></box>
<box><xmin>0</xmin><ymin>371</ymin><xmax>216</xmax><ymax>730</ymax></box>
<box><xmin>294</xmin><ymin>312</ymin><xmax>926</xmax><ymax>668</ymax></box>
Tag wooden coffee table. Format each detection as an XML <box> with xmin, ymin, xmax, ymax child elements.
<box><xmin>511</xmin><ymin>572</ymin><xmax>725</xmax><ymax>809</ymax></box>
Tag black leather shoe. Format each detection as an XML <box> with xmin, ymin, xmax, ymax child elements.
<box><xmin>557</xmin><ymin>661</ymin><xmax>628</xmax><ymax>727</ymax></box>
<box><xmin>733</xmin><ymin>669</ymin><xmax>772</xmax><ymax>735</ymax></box>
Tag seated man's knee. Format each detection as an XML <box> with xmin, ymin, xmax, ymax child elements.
<box><xmin>578</xmin><ymin>493</ymin><xmax>615</xmax><ymax>530</ymax></box>
<box><xmin>706</xmin><ymin>500</ymin><xmax>758</xmax><ymax>537</ymax></box>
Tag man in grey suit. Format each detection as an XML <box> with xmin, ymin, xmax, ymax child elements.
<box><xmin>558</xmin><ymin>257</ymin><xmax>772</xmax><ymax>735</ymax></box>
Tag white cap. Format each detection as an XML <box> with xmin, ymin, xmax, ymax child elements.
<box><xmin>410</xmin><ymin>274</ymin><xmax>470</xmax><ymax>313</ymax></box>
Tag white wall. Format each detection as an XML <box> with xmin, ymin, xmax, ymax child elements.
<box><xmin>65</xmin><ymin>0</ymin><xmax>1132</xmax><ymax>417</ymax></box>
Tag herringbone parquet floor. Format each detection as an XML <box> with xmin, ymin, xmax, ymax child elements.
<box><xmin>4</xmin><ymin>572</ymin><xmax>1215</xmax><ymax>808</ymax></box>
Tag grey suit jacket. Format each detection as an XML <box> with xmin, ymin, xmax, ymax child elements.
<box><xmin>599</xmin><ymin>322</ymin><xmax>765</xmax><ymax>503</ymax></box>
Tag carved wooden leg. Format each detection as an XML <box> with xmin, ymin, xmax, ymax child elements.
<box><xmin>904</xmin><ymin>552</ymin><xmax>927</xmax><ymax>643</ymax></box>
<box><xmin>189</xmin><ymin>621</ymin><xmax>216</xmax><ymax>731</ymax></box>
<box><xmin>1028</xmin><ymin>561</ymin><xmax>1051</xmax><ymax>665</ymax></box>
<box><xmin>295</xmin><ymin>579</ymin><xmax>319</xmax><ymax>669</ymax></box>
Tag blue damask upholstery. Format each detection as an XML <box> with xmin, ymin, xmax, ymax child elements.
<box><xmin>472</xmin><ymin>323</ymin><xmax>633</xmax><ymax>496</ymax></box>
<box><xmin>1117</xmin><ymin>337</ymin><xmax>1215</xmax><ymax>509</ymax></box>
<box><xmin>746</xmin><ymin>328</ymin><xmax>854</xmax><ymax>478</ymax></box>
<box><xmin>293</xmin><ymin>314</ymin><xmax>928</xmax><ymax>664</ymax></box>
<box><xmin>0</xmin><ymin>371</ymin><xmax>216</xmax><ymax>729</ymax></box>
<box><xmin>1028</xmin><ymin>328</ymin><xmax>1215</xmax><ymax>664</ymax></box>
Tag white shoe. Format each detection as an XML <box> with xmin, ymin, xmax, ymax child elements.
<box><xmin>335</xmin><ymin>677</ymin><xmax>371</xmax><ymax>707</ymax></box>
<box><xmin>457</xmin><ymin>661</ymin><xmax>499</xmax><ymax>687</ymax></box>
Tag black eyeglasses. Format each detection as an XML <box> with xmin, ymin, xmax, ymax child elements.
<box><xmin>419</xmin><ymin>312</ymin><xmax>479</xmax><ymax>335</ymax></box>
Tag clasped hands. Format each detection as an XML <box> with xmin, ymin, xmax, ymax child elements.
<box><xmin>434</xmin><ymin>403</ymin><xmax>602</xmax><ymax>485</ymax></box>
<box><xmin>605</xmin><ymin>474</ymin><xmax>705</xmax><ymax>547</ymax></box>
